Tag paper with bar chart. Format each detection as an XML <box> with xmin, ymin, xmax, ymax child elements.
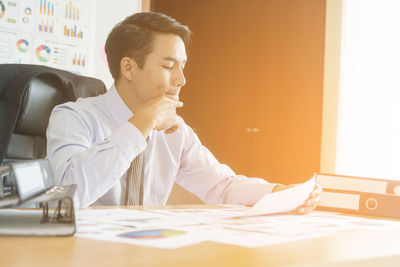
<box><xmin>0</xmin><ymin>0</ymin><xmax>94</xmax><ymax>75</ymax></box>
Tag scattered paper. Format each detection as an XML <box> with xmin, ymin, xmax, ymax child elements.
<box><xmin>78</xmin><ymin>208</ymin><xmax>195</xmax><ymax>228</ymax></box>
<box><xmin>74</xmin><ymin>206</ymin><xmax>400</xmax><ymax>249</ymax></box>
<box><xmin>200</xmin><ymin>211</ymin><xmax>400</xmax><ymax>247</ymax></box>
<box><xmin>149</xmin><ymin>206</ymin><xmax>251</xmax><ymax>223</ymax></box>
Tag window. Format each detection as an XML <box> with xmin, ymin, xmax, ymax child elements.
<box><xmin>335</xmin><ymin>0</ymin><xmax>400</xmax><ymax>179</ymax></box>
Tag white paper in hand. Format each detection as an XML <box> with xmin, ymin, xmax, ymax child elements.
<box><xmin>242</xmin><ymin>175</ymin><xmax>316</xmax><ymax>216</ymax></box>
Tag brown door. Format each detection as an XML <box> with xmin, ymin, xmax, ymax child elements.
<box><xmin>152</xmin><ymin>0</ymin><xmax>325</xmax><ymax>186</ymax></box>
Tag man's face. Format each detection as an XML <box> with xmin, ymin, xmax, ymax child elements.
<box><xmin>131</xmin><ymin>33</ymin><xmax>187</xmax><ymax>104</ymax></box>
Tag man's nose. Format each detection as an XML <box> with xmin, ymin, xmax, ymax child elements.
<box><xmin>174</xmin><ymin>67</ymin><xmax>186</xmax><ymax>87</ymax></box>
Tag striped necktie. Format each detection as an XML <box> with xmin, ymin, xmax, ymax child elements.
<box><xmin>125</xmin><ymin>153</ymin><xmax>144</xmax><ymax>206</ymax></box>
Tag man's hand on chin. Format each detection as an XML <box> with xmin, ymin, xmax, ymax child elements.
<box><xmin>129</xmin><ymin>95</ymin><xmax>183</xmax><ymax>138</ymax></box>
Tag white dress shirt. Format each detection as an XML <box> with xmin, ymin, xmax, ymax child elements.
<box><xmin>46</xmin><ymin>85</ymin><xmax>275</xmax><ymax>208</ymax></box>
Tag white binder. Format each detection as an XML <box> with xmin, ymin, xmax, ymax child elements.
<box><xmin>316</xmin><ymin>173</ymin><xmax>400</xmax><ymax>218</ymax></box>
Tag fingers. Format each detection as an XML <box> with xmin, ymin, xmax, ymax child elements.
<box><xmin>166</xmin><ymin>98</ymin><xmax>183</xmax><ymax>108</ymax></box>
<box><xmin>175</xmin><ymin>101</ymin><xmax>183</xmax><ymax>108</ymax></box>
<box><xmin>165</xmin><ymin>94</ymin><xmax>183</xmax><ymax>108</ymax></box>
<box><xmin>310</xmin><ymin>182</ymin><xmax>323</xmax><ymax>198</ymax></box>
<box><xmin>298</xmin><ymin>199</ymin><xmax>319</xmax><ymax>214</ymax></box>
<box><xmin>297</xmin><ymin>204</ymin><xmax>317</xmax><ymax>214</ymax></box>
<box><xmin>153</xmin><ymin>97</ymin><xmax>183</xmax><ymax>132</ymax></box>
<box><xmin>297</xmin><ymin>182</ymin><xmax>323</xmax><ymax>215</ymax></box>
<box><xmin>305</xmin><ymin>194</ymin><xmax>322</xmax><ymax>206</ymax></box>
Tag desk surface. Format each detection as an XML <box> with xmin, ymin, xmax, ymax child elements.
<box><xmin>1</xmin><ymin>205</ymin><xmax>400</xmax><ymax>267</ymax></box>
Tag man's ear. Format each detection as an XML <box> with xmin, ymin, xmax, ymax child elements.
<box><xmin>120</xmin><ymin>57</ymin><xmax>138</xmax><ymax>81</ymax></box>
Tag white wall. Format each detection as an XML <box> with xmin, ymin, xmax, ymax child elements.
<box><xmin>92</xmin><ymin>0</ymin><xmax>141</xmax><ymax>88</ymax></box>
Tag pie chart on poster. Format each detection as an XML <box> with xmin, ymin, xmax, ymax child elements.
<box><xmin>35</xmin><ymin>45</ymin><xmax>51</xmax><ymax>62</ymax></box>
<box><xmin>0</xmin><ymin>1</ymin><xmax>5</xmax><ymax>20</ymax></box>
<box><xmin>17</xmin><ymin>39</ymin><xmax>29</xmax><ymax>52</ymax></box>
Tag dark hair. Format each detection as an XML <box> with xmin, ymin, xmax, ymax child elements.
<box><xmin>105</xmin><ymin>12</ymin><xmax>192</xmax><ymax>81</ymax></box>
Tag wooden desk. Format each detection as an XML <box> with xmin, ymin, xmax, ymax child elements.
<box><xmin>1</xmin><ymin>205</ymin><xmax>400</xmax><ymax>267</ymax></box>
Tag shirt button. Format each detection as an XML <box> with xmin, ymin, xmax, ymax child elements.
<box><xmin>113</xmin><ymin>174</ymin><xmax>119</xmax><ymax>179</ymax></box>
<box><xmin>133</xmin><ymin>147</ymin><xmax>139</xmax><ymax>153</ymax></box>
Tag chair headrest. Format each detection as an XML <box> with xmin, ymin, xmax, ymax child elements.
<box><xmin>14</xmin><ymin>76</ymin><xmax>72</xmax><ymax>137</ymax></box>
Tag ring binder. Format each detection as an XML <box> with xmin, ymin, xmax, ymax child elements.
<box><xmin>0</xmin><ymin>160</ymin><xmax>78</xmax><ymax>236</ymax></box>
<box><xmin>316</xmin><ymin>173</ymin><xmax>400</xmax><ymax>219</ymax></box>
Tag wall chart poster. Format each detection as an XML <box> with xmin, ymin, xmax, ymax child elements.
<box><xmin>0</xmin><ymin>0</ymin><xmax>94</xmax><ymax>75</ymax></box>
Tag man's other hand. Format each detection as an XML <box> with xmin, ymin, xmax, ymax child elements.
<box><xmin>272</xmin><ymin>182</ymin><xmax>323</xmax><ymax>214</ymax></box>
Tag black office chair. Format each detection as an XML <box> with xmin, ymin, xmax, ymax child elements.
<box><xmin>5</xmin><ymin>77</ymin><xmax>70</xmax><ymax>161</ymax></box>
<box><xmin>0</xmin><ymin>64</ymin><xmax>106</xmax><ymax>206</ymax></box>
<box><xmin>0</xmin><ymin>64</ymin><xmax>106</xmax><ymax>164</ymax></box>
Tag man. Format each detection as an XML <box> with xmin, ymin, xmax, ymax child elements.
<box><xmin>47</xmin><ymin>12</ymin><xmax>321</xmax><ymax>211</ymax></box>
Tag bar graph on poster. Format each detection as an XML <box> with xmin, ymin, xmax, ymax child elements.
<box><xmin>0</xmin><ymin>0</ymin><xmax>94</xmax><ymax>75</ymax></box>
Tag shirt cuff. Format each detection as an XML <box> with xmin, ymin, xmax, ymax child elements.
<box><xmin>107</xmin><ymin>122</ymin><xmax>147</xmax><ymax>162</ymax></box>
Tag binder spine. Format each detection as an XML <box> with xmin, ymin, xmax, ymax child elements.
<box><xmin>318</xmin><ymin>189</ymin><xmax>400</xmax><ymax>219</ymax></box>
<box><xmin>359</xmin><ymin>191</ymin><xmax>400</xmax><ymax>218</ymax></box>
<box><xmin>316</xmin><ymin>173</ymin><xmax>400</xmax><ymax>195</ymax></box>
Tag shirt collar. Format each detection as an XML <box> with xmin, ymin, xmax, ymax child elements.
<box><xmin>104</xmin><ymin>84</ymin><xmax>133</xmax><ymax>127</ymax></box>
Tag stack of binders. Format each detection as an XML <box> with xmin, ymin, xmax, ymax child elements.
<box><xmin>316</xmin><ymin>173</ymin><xmax>400</xmax><ymax>218</ymax></box>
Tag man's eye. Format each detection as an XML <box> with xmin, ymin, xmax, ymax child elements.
<box><xmin>163</xmin><ymin>66</ymin><xmax>173</xmax><ymax>70</ymax></box>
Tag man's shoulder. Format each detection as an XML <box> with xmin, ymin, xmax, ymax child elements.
<box><xmin>52</xmin><ymin>94</ymin><xmax>104</xmax><ymax>119</ymax></box>
<box><xmin>57</xmin><ymin>93</ymin><xmax>102</xmax><ymax>110</ymax></box>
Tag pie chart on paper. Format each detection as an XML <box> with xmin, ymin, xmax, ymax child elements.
<box><xmin>35</xmin><ymin>45</ymin><xmax>51</xmax><ymax>62</ymax></box>
<box><xmin>118</xmin><ymin>229</ymin><xmax>186</xmax><ymax>239</ymax></box>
